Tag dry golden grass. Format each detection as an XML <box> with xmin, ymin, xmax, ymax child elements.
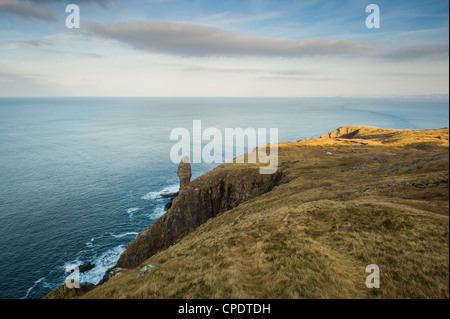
<box><xmin>84</xmin><ymin>127</ymin><xmax>449</xmax><ymax>299</ymax></box>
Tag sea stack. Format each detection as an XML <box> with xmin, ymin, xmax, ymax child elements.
<box><xmin>177</xmin><ymin>153</ymin><xmax>191</xmax><ymax>189</ymax></box>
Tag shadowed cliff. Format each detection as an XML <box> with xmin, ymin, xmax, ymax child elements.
<box><xmin>117</xmin><ymin>167</ymin><xmax>283</xmax><ymax>269</ymax></box>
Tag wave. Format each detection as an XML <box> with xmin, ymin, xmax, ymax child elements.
<box><xmin>141</xmin><ymin>184</ymin><xmax>179</xmax><ymax>200</ymax></box>
<box><xmin>24</xmin><ymin>186</ymin><xmax>176</xmax><ymax>297</ymax></box>
<box><xmin>127</xmin><ymin>207</ymin><xmax>141</xmax><ymax>214</ymax></box>
<box><xmin>61</xmin><ymin>232</ymin><xmax>138</xmax><ymax>287</ymax></box>
<box><xmin>84</xmin><ymin>229</ymin><xmax>138</xmax><ymax>248</ymax></box>
<box><xmin>47</xmin><ymin>184</ymin><xmax>180</xmax><ymax>293</ymax></box>
<box><xmin>81</xmin><ymin>245</ymin><xmax>126</xmax><ymax>285</ymax></box>
<box><xmin>85</xmin><ymin>234</ymin><xmax>105</xmax><ymax>247</ymax></box>
<box><xmin>63</xmin><ymin>245</ymin><xmax>126</xmax><ymax>285</ymax></box>
<box><xmin>63</xmin><ymin>259</ymin><xmax>83</xmax><ymax>273</ymax></box>
<box><xmin>21</xmin><ymin>276</ymin><xmax>46</xmax><ymax>299</ymax></box>
<box><xmin>107</xmin><ymin>232</ymin><xmax>138</xmax><ymax>239</ymax></box>
<box><xmin>147</xmin><ymin>205</ymin><xmax>166</xmax><ymax>219</ymax></box>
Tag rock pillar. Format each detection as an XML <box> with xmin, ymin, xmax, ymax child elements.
<box><xmin>177</xmin><ymin>153</ymin><xmax>191</xmax><ymax>189</ymax></box>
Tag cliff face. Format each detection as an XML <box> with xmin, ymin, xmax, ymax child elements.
<box><xmin>116</xmin><ymin>167</ymin><xmax>283</xmax><ymax>269</ymax></box>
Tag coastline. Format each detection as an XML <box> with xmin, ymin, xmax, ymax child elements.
<box><xmin>44</xmin><ymin>125</ymin><xmax>449</xmax><ymax>299</ymax></box>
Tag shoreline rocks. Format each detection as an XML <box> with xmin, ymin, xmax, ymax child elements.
<box><xmin>78</xmin><ymin>262</ymin><xmax>95</xmax><ymax>273</ymax></box>
<box><xmin>158</xmin><ymin>192</ymin><xmax>179</xmax><ymax>212</ymax></box>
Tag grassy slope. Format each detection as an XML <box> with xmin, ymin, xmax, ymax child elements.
<box><xmin>84</xmin><ymin>126</ymin><xmax>449</xmax><ymax>299</ymax></box>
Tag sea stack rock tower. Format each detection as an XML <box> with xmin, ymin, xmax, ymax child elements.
<box><xmin>177</xmin><ymin>153</ymin><xmax>191</xmax><ymax>189</ymax></box>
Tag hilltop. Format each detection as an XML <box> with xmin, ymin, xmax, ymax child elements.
<box><xmin>46</xmin><ymin>125</ymin><xmax>449</xmax><ymax>299</ymax></box>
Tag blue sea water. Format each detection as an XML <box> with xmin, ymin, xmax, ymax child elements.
<box><xmin>0</xmin><ymin>97</ymin><xmax>448</xmax><ymax>299</ymax></box>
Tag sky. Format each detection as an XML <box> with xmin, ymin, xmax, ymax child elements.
<box><xmin>0</xmin><ymin>0</ymin><xmax>448</xmax><ymax>97</ymax></box>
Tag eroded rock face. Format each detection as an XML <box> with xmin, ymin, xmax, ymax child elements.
<box><xmin>116</xmin><ymin>168</ymin><xmax>283</xmax><ymax>269</ymax></box>
<box><xmin>321</xmin><ymin>126</ymin><xmax>361</xmax><ymax>139</ymax></box>
<box><xmin>178</xmin><ymin>154</ymin><xmax>192</xmax><ymax>188</ymax></box>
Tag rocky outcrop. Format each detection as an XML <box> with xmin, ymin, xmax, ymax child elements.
<box><xmin>78</xmin><ymin>262</ymin><xmax>95</xmax><ymax>273</ymax></box>
<box><xmin>158</xmin><ymin>192</ymin><xmax>179</xmax><ymax>211</ymax></box>
<box><xmin>67</xmin><ymin>262</ymin><xmax>95</xmax><ymax>274</ymax></box>
<box><xmin>138</xmin><ymin>265</ymin><xmax>160</xmax><ymax>277</ymax></box>
<box><xmin>164</xmin><ymin>201</ymin><xmax>173</xmax><ymax>211</ymax></box>
<box><xmin>178</xmin><ymin>153</ymin><xmax>192</xmax><ymax>188</ymax></box>
<box><xmin>116</xmin><ymin>167</ymin><xmax>283</xmax><ymax>269</ymax></box>
<box><xmin>43</xmin><ymin>283</ymin><xmax>95</xmax><ymax>299</ymax></box>
<box><xmin>43</xmin><ymin>263</ymin><xmax>96</xmax><ymax>299</ymax></box>
<box><xmin>320</xmin><ymin>126</ymin><xmax>361</xmax><ymax>139</ymax></box>
<box><xmin>98</xmin><ymin>266</ymin><xmax>114</xmax><ymax>285</ymax></box>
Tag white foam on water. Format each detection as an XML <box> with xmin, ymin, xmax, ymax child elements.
<box><xmin>62</xmin><ymin>232</ymin><xmax>137</xmax><ymax>286</ymax></box>
<box><xmin>62</xmin><ymin>245</ymin><xmax>127</xmax><ymax>285</ymax></box>
<box><xmin>127</xmin><ymin>207</ymin><xmax>140</xmax><ymax>214</ymax></box>
<box><xmin>148</xmin><ymin>205</ymin><xmax>166</xmax><ymax>219</ymax></box>
<box><xmin>141</xmin><ymin>184</ymin><xmax>179</xmax><ymax>200</ymax></box>
<box><xmin>83</xmin><ymin>245</ymin><xmax>126</xmax><ymax>284</ymax></box>
<box><xmin>63</xmin><ymin>260</ymin><xmax>82</xmax><ymax>273</ymax></box>
<box><xmin>42</xmin><ymin>281</ymin><xmax>55</xmax><ymax>289</ymax></box>
<box><xmin>107</xmin><ymin>232</ymin><xmax>138</xmax><ymax>239</ymax></box>
<box><xmin>85</xmin><ymin>234</ymin><xmax>104</xmax><ymax>247</ymax></box>
<box><xmin>50</xmin><ymin>184</ymin><xmax>180</xmax><ymax>292</ymax></box>
<box><xmin>21</xmin><ymin>276</ymin><xmax>46</xmax><ymax>299</ymax></box>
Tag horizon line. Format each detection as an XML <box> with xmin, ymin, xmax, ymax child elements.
<box><xmin>0</xmin><ymin>95</ymin><xmax>449</xmax><ymax>99</ymax></box>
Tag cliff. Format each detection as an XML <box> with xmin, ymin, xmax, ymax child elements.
<box><xmin>117</xmin><ymin>167</ymin><xmax>283</xmax><ymax>269</ymax></box>
<box><xmin>47</xmin><ymin>126</ymin><xmax>449</xmax><ymax>299</ymax></box>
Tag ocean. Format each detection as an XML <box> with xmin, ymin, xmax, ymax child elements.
<box><xmin>0</xmin><ymin>97</ymin><xmax>448</xmax><ymax>299</ymax></box>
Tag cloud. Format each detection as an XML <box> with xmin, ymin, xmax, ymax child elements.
<box><xmin>8</xmin><ymin>39</ymin><xmax>53</xmax><ymax>48</ymax></box>
<box><xmin>40</xmin><ymin>49</ymin><xmax>102</xmax><ymax>59</ymax></box>
<box><xmin>86</xmin><ymin>21</ymin><xmax>449</xmax><ymax>61</ymax></box>
<box><xmin>380</xmin><ymin>44</ymin><xmax>449</xmax><ymax>61</ymax></box>
<box><xmin>182</xmin><ymin>65</ymin><xmax>257</xmax><ymax>73</ymax></box>
<box><xmin>7</xmin><ymin>38</ymin><xmax>101</xmax><ymax>58</ymax></box>
<box><xmin>165</xmin><ymin>62</ymin><xmax>334</xmax><ymax>81</ymax></box>
<box><xmin>0</xmin><ymin>71</ymin><xmax>45</xmax><ymax>82</ymax></box>
<box><xmin>0</xmin><ymin>0</ymin><xmax>57</xmax><ymax>20</ymax></box>
<box><xmin>0</xmin><ymin>71</ymin><xmax>66</xmax><ymax>96</ymax></box>
<box><xmin>261</xmin><ymin>70</ymin><xmax>335</xmax><ymax>81</ymax></box>
<box><xmin>87</xmin><ymin>21</ymin><xmax>377</xmax><ymax>58</ymax></box>
<box><xmin>0</xmin><ymin>0</ymin><xmax>113</xmax><ymax>21</ymax></box>
<box><xmin>271</xmin><ymin>69</ymin><xmax>317</xmax><ymax>76</ymax></box>
<box><xmin>260</xmin><ymin>74</ymin><xmax>335</xmax><ymax>81</ymax></box>
<box><xmin>0</xmin><ymin>72</ymin><xmax>20</xmax><ymax>82</ymax></box>
<box><xmin>166</xmin><ymin>63</ymin><xmax>326</xmax><ymax>77</ymax></box>
<box><xmin>28</xmin><ymin>0</ymin><xmax>112</xmax><ymax>6</ymax></box>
